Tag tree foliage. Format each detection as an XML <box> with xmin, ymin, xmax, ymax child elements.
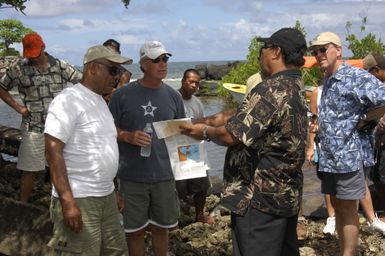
<box><xmin>0</xmin><ymin>19</ymin><xmax>33</xmax><ymax>57</ymax></box>
<box><xmin>345</xmin><ymin>17</ymin><xmax>385</xmax><ymax>58</ymax></box>
<box><xmin>0</xmin><ymin>0</ymin><xmax>29</xmax><ymax>14</ymax></box>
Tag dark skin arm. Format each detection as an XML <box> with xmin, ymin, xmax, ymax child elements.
<box><xmin>45</xmin><ymin>134</ymin><xmax>82</xmax><ymax>233</ymax></box>
<box><xmin>192</xmin><ymin>109</ymin><xmax>236</xmax><ymax>127</ymax></box>
<box><xmin>180</xmin><ymin>109</ymin><xmax>241</xmax><ymax>146</ymax></box>
<box><xmin>0</xmin><ymin>87</ymin><xmax>30</xmax><ymax>118</ymax></box>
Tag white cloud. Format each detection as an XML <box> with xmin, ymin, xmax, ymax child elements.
<box><xmin>24</xmin><ymin>0</ymin><xmax>112</xmax><ymax>17</ymax></box>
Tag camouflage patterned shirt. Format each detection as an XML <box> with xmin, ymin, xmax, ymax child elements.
<box><xmin>221</xmin><ymin>69</ymin><xmax>307</xmax><ymax>217</ymax></box>
<box><xmin>0</xmin><ymin>53</ymin><xmax>82</xmax><ymax>133</ymax></box>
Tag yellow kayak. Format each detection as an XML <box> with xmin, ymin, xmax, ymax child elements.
<box><xmin>223</xmin><ymin>82</ymin><xmax>313</xmax><ymax>103</ymax></box>
<box><xmin>222</xmin><ymin>83</ymin><xmax>246</xmax><ymax>103</ymax></box>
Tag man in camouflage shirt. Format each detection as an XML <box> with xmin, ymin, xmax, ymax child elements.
<box><xmin>180</xmin><ymin>28</ymin><xmax>308</xmax><ymax>256</ymax></box>
<box><xmin>0</xmin><ymin>32</ymin><xmax>82</xmax><ymax>202</ymax></box>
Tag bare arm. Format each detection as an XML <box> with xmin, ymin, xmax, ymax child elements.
<box><xmin>116</xmin><ymin>127</ymin><xmax>151</xmax><ymax>146</ymax></box>
<box><xmin>180</xmin><ymin>122</ymin><xmax>241</xmax><ymax>146</ymax></box>
<box><xmin>45</xmin><ymin>134</ymin><xmax>82</xmax><ymax>233</ymax></box>
<box><xmin>306</xmin><ymin>88</ymin><xmax>318</xmax><ymax>162</ymax></box>
<box><xmin>0</xmin><ymin>87</ymin><xmax>30</xmax><ymax>118</ymax></box>
<box><xmin>192</xmin><ymin>109</ymin><xmax>236</xmax><ymax>127</ymax></box>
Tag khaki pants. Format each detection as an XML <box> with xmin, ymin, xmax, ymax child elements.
<box><xmin>48</xmin><ymin>193</ymin><xmax>128</xmax><ymax>255</ymax></box>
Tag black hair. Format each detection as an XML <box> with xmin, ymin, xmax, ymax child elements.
<box><xmin>103</xmin><ymin>39</ymin><xmax>121</xmax><ymax>53</ymax></box>
<box><xmin>182</xmin><ymin>68</ymin><xmax>200</xmax><ymax>81</ymax></box>
<box><xmin>281</xmin><ymin>47</ymin><xmax>306</xmax><ymax>67</ymax></box>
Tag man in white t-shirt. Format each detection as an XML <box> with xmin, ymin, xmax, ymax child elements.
<box><xmin>176</xmin><ymin>69</ymin><xmax>214</xmax><ymax>224</ymax></box>
<box><xmin>44</xmin><ymin>45</ymin><xmax>132</xmax><ymax>255</ymax></box>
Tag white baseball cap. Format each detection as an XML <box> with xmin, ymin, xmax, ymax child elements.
<box><xmin>139</xmin><ymin>41</ymin><xmax>172</xmax><ymax>60</ymax></box>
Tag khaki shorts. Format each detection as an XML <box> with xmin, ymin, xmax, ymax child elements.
<box><xmin>48</xmin><ymin>193</ymin><xmax>128</xmax><ymax>255</ymax></box>
<box><xmin>120</xmin><ymin>179</ymin><xmax>179</xmax><ymax>233</ymax></box>
<box><xmin>17</xmin><ymin>130</ymin><xmax>46</xmax><ymax>172</ymax></box>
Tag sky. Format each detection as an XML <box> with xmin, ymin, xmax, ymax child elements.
<box><xmin>1</xmin><ymin>0</ymin><xmax>385</xmax><ymax>66</ymax></box>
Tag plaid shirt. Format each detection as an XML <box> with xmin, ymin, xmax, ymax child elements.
<box><xmin>221</xmin><ymin>69</ymin><xmax>307</xmax><ymax>217</ymax></box>
<box><xmin>318</xmin><ymin>63</ymin><xmax>385</xmax><ymax>173</ymax></box>
<box><xmin>0</xmin><ymin>53</ymin><xmax>82</xmax><ymax>133</ymax></box>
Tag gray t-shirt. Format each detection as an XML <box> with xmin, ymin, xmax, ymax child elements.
<box><xmin>109</xmin><ymin>81</ymin><xmax>185</xmax><ymax>182</ymax></box>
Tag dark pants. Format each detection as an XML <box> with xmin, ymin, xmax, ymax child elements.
<box><xmin>231</xmin><ymin>207</ymin><xmax>299</xmax><ymax>256</ymax></box>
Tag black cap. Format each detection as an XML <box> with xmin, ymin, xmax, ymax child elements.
<box><xmin>258</xmin><ymin>28</ymin><xmax>307</xmax><ymax>54</ymax></box>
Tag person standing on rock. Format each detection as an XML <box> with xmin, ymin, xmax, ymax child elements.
<box><xmin>108</xmin><ymin>41</ymin><xmax>185</xmax><ymax>256</ymax></box>
<box><xmin>180</xmin><ymin>28</ymin><xmax>308</xmax><ymax>255</ymax></box>
<box><xmin>0</xmin><ymin>32</ymin><xmax>82</xmax><ymax>203</ymax></box>
<box><xmin>308</xmin><ymin>32</ymin><xmax>385</xmax><ymax>255</ymax></box>
<box><xmin>176</xmin><ymin>68</ymin><xmax>215</xmax><ymax>224</ymax></box>
<box><xmin>45</xmin><ymin>45</ymin><xmax>132</xmax><ymax>255</ymax></box>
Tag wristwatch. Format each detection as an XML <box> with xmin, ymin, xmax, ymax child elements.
<box><xmin>202</xmin><ymin>126</ymin><xmax>211</xmax><ymax>141</ymax></box>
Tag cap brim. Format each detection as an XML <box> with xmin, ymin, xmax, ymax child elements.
<box><xmin>23</xmin><ymin>48</ymin><xmax>42</xmax><ymax>58</ymax></box>
<box><xmin>257</xmin><ymin>37</ymin><xmax>270</xmax><ymax>43</ymax></box>
<box><xmin>105</xmin><ymin>55</ymin><xmax>133</xmax><ymax>65</ymax></box>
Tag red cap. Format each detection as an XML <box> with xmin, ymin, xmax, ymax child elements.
<box><xmin>22</xmin><ymin>33</ymin><xmax>45</xmax><ymax>58</ymax></box>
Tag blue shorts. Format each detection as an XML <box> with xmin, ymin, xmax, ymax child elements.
<box><xmin>321</xmin><ymin>170</ymin><xmax>365</xmax><ymax>200</ymax></box>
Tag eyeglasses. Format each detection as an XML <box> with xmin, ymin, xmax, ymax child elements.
<box><xmin>94</xmin><ymin>61</ymin><xmax>121</xmax><ymax>76</ymax></box>
<box><xmin>151</xmin><ymin>55</ymin><xmax>169</xmax><ymax>64</ymax></box>
<box><xmin>311</xmin><ymin>47</ymin><xmax>327</xmax><ymax>56</ymax></box>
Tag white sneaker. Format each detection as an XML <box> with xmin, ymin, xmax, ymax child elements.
<box><xmin>323</xmin><ymin>216</ymin><xmax>336</xmax><ymax>235</ymax></box>
<box><xmin>368</xmin><ymin>218</ymin><xmax>385</xmax><ymax>235</ymax></box>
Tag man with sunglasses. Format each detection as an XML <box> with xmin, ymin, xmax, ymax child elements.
<box><xmin>180</xmin><ymin>28</ymin><xmax>308</xmax><ymax>256</ymax></box>
<box><xmin>0</xmin><ymin>32</ymin><xmax>82</xmax><ymax>203</ymax></box>
<box><xmin>44</xmin><ymin>45</ymin><xmax>132</xmax><ymax>255</ymax></box>
<box><xmin>309</xmin><ymin>32</ymin><xmax>385</xmax><ymax>255</ymax></box>
<box><xmin>102</xmin><ymin>39</ymin><xmax>132</xmax><ymax>102</ymax></box>
<box><xmin>108</xmin><ymin>41</ymin><xmax>185</xmax><ymax>256</ymax></box>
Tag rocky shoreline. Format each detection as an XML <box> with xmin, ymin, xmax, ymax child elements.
<box><xmin>0</xmin><ymin>160</ymin><xmax>384</xmax><ymax>255</ymax></box>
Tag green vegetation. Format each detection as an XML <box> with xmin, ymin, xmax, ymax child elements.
<box><xmin>345</xmin><ymin>17</ymin><xmax>385</xmax><ymax>58</ymax></box>
<box><xmin>0</xmin><ymin>19</ymin><xmax>33</xmax><ymax>57</ymax></box>
<box><xmin>222</xmin><ymin>16</ymin><xmax>385</xmax><ymax>99</ymax></box>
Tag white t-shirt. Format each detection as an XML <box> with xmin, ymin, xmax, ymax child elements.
<box><xmin>181</xmin><ymin>94</ymin><xmax>204</xmax><ymax>119</ymax></box>
<box><xmin>45</xmin><ymin>83</ymin><xmax>119</xmax><ymax>198</ymax></box>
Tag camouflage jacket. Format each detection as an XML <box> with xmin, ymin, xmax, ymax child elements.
<box><xmin>0</xmin><ymin>53</ymin><xmax>82</xmax><ymax>133</ymax></box>
<box><xmin>221</xmin><ymin>69</ymin><xmax>307</xmax><ymax>217</ymax></box>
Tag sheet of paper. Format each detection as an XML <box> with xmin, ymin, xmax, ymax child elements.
<box><xmin>164</xmin><ymin>133</ymin><xmax>209</xmax><ymax>180</ymax></box>
<box><xmin>153</xmin><ymin>118</ymin><xmax>192</xmax><ymax>139</ymax></box>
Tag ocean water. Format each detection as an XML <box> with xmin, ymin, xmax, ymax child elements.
<box><xmin>0</xmin><ymin>61</ymin><xmax>228</xmax><ymax>177</ymax></box>
<box><xmin>125</xmin><ymin>60</ymin><xmax>232</xmax><ymax>89</ymax></box>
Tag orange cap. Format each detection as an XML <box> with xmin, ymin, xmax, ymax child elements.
<box><xmin>22</xmin><ymin>33</ymin><xmax>45</xmax><ymax>58</ymax></box>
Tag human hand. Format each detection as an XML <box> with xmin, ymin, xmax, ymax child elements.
<box><xmin>180</xmin><ymin>123</ymin><xmax>206</xmax><ymax>140</ymax></box>
<box><xmin>115</xmin><ymin>191</ymin><xmax>124</xmax><ymax>212</ymax></box>
<box><xmin>61</xmin><ymin>200</ymin><xmax>83</xmax><ymax>233</ymax></box>
<box><xmin>306</xmin><ymin>148</ymin><xmax>315</xmax><ymax>163</ymax></box>
<box><xmin>18</xmin><ymin>105</ymin><xmax>30</xmax><ymax>118</ymax></box>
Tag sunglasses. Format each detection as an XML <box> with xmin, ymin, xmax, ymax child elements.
<box><xmin>94</xmin><ymin>61</ymin><xmax>121</xmax><ymax>76</ymax></box>
<box><xmin>151</xmin><ymin>55</ymin><xmax>169</xmax><ymax>64</ymax></box>
<box><xmin>311</xmin><ymin>47</ymin><xmax>328</xmax><ymax>56</ymax></box>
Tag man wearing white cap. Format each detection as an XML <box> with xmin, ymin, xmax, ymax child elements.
<box><xmin>108</xmin><ymin>41</ymin><xmax>185</xmax><ymax>256</ymax></box>
<box><xmin>309</xmin><ymin>32</ymin><xmax>385</xmax><ymax>255</ymax></box>
<box><xmin>45</xmin><ymin>45</ymin><xmax>132</xmax><ymax>255</ymax></box>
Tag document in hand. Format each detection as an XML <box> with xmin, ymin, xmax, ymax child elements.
<box><xmin>153</xmin><ymin>118</ymin><xmax>210</xmax><ymax>180</ymax></box>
